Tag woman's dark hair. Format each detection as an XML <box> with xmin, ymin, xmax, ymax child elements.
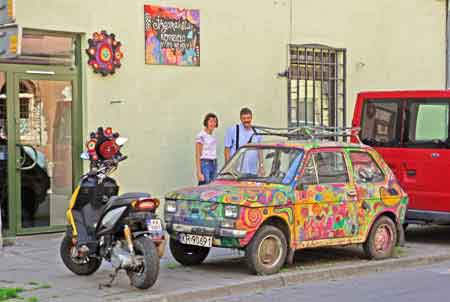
<box><xmin>203</xmin><ymin>113</ymin><xmax>218</xmax><ymax>127</ymax></box>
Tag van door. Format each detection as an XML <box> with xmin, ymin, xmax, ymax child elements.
<box><xmin>403</xmin><ymin>99</ymin><xmax>450</xmax><ymax>213</ymax></box>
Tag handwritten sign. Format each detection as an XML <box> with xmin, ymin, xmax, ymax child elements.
<box><xmin>144</xmin><ymin>5</ymin><xmax>200</xmax><ymax>66</ymax></box>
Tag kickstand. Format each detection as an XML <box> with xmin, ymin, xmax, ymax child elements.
<box><xmin>99</xmin><ymin>268</ymin><xmax>120</xmax><ymax>289</ymax></box>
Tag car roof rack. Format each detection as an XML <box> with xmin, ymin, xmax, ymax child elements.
<box><xmin>251</xmin><ymin>124</ymin><xmax>362</xmax><ymax>144</ymax></box>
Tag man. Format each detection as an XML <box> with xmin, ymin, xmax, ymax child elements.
<box><xmin>224</xmin><ymin>107</ymin><xmax>262</xmax><ymax>174</ymax></box>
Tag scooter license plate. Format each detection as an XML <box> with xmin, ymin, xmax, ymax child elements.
<box><xmin>179</xmin><ymin>233</ymin><xmax>213</xmax><ymax>248</ymax></box>
<box><xmin>147</xmin><ymin>219</ymin><xmax>162</xmax><ymax>232</ymax></box>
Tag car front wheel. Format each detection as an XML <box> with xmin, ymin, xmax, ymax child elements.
<box><xmin>246</xmin><ymin>225</ymin><xmax>287</xmax><ymax>275</ymax></box>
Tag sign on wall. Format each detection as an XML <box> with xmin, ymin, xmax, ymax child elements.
<box><xmin>144</xmin><ymin>5</ymin><xmax>200</xmax><ymax>66</ymax></box>
<box><xmin>0</xmin><ymin>0</ymin><xmax>15</xmax><ymax>25</ymax></box>
<box><xmin>0</xmin><ymin>24</ymin><xmax>20</xmax><ymax>59</ymax></box>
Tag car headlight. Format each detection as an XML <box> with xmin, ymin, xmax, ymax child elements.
<box><xmin>224</xmin><ymin>205</ymin><xmax>239</xmax><ymax>219</ymax></box>
<box><xmin>165</xmin><ymin>200</ymin><xmax>177</xmax><ymax>213</ymax></box>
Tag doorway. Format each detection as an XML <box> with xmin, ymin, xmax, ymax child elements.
<box><xmin>0</xmin><ymin>30</ymin><xmax>82</xmax><ymax>236</ymax></box>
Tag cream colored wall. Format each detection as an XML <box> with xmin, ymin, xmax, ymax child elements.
<box><xmin>15</xmin><ymin>0</ymin><xmax>446</xmax><ymax>197</ymax></box>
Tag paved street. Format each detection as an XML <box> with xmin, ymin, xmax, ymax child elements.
<box><xmin>0</xmin><ymin>225</ymin><xmax>449</xmax><ymax>302</ymax></box>
<box><xmin>206</xmin><ymin>260</ymin><xmax>450</xmax><ymax>302</ymax></box>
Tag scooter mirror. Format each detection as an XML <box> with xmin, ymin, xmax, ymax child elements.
<box><xmin>116</xmin><ymin>137</ymin><xmax>128</xmax><ymax>146</ymax></box>
<box><xmin>80</xmin><ymin>151</ymin><xmax>90</xmax><ymax>160</ymax></box>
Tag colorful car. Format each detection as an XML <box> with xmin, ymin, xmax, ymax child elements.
<box><xmin>164</xmin><ymin>135</ymin><xmax>408</xmax><ymax>275</ymax></box>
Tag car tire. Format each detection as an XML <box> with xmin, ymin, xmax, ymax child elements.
<box><xmin>169</xmin><ymin>237</ymin><xmax>210</xmax><ymax>266</ymax></box>
<box><xmin>363</xmin><ymin>216</ymin><xmax>397</xmax><ymax>260</ymax></box>
<box><xmin>246</xmin><ymin>225</ymin><xmax>287</xmax><ymax>275</ymax></box>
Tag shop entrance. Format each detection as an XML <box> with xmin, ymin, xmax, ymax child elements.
<box><xmin>0</xmin><ymin>30</ymin><xmax>82</xmax><ymax>236</ymax></box>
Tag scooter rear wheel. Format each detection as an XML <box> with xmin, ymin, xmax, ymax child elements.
<box><xmin>60</xmin><ymin>234</ymin><xmax>102</xmax><ymax>276</ymax></box>
<box><xmin>126</xmin><ymin>236</ymin><xmax>159</xmax><ymax>289</ymax></box>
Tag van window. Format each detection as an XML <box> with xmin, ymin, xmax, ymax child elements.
<box><xmin>360</xmin><ymin>100</ymin><xmax>400</xmax><ymax>146</ymax></box>
<box><xmin>407</xmin><ymin>102</ymin><xmax>449</xmax><ymax>144</ymax></box>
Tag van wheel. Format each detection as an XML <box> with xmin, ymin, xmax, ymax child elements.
<box><xmin>363</xmin><ymin>216</ymin><xmax>397</xmax><ymax>260</ymax></box>
<box><xmin>169</xmin><ymin>237</ymin><xmax>210</xmax><ymax>266</ymax></box>
<box><xmin>246</xmin><ymin>225</ymin><xmax>287</xmax><ymax>275</ymax></box>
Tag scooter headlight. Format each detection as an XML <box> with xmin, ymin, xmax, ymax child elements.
<box><xmin>165</xmin><ymin>200</ymin><xmax>177</xmax><ymax>213</ymax></box>
<box><xmin>224</xmin><ymin>205</ymin><xmax>239</xmax><ymax>219</ymax></box>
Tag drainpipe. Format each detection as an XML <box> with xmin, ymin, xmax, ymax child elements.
<box><xmin>446</xmin><ymin>0</ymin><xmax>450</xmax><ymax>88</ymax></box>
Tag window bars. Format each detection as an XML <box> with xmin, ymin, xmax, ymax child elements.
<box><xmin>287</xmin><ymin>44</ymin><xmax>347</xmax><ymax>129</ymax></box>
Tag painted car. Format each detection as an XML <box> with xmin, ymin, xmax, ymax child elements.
<box><xmin>164</xmin><ymin>140</ymin><xmax>408</xmax><ymax>275</ymax></box>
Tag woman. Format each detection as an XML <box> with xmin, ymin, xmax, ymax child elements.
<box><xmin>196</xmin><ymin>113</ymin><xmax>218</xmax><ymax>185</ymax></box>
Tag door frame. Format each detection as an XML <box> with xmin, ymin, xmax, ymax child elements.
<box><xmin>1</xmin><ymin>33</ymin><xmax>83</xmax><ymax>236</ymax></box>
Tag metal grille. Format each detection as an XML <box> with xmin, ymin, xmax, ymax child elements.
<box><xmin>287</xmin><ymin>44</ymin><xmax>347</xmax><ymax>128</ymax></box>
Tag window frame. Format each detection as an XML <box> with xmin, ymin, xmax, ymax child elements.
<box><xmin>348</xmin><ymin>150</ymin><xmax>385</xmax><ymax>184</ymax></box>
<box><xmin>300</xmin><ymin>149</ymin><xmax>351</xmax><ymax>185</ymax></box>
<box><xmin>360</xmin><ymin>99</ymin><xmax>403</xmax><ymax>148</ymax></box>
<box><xmin>404</xmin><ymin>99</ymin><xmax>450</xmax><ymax>148</ymax></box>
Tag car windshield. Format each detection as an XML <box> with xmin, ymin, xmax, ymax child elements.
<box><xmin>217</xmin><ymin>146</ymin><xmax>304</xmax><ymax>185</ymax></box>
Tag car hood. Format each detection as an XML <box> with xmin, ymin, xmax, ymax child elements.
<box><xmin>165</xmin><ymin>180</ymin><xmax>294</xmax><ymax>207</ymax></box>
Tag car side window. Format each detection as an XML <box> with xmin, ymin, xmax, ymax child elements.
<box><xmin>349</xmin><ymin>151</ymin><xmax>385</xmax><ymax>183</ymax></box>
<box><xmin>313</xmin><ymin>152</ymin><xmax>349</xmax><ymax>184</ymax></box>
<box><xmin>299</xmin><ymin>156</ymin><xmax>318</xmax><ymax>185</ymax></box>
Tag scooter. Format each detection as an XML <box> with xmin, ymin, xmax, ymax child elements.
<box><xmin>60</xmin><ymin>127</ymin><xmax>165</xmax><ymax>289</ymax></box>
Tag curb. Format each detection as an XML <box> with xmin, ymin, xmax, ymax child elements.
<box><xmin>121</xmin><ymin>251</ymin><xmax>450</xmax><ymax>302</ymax></box>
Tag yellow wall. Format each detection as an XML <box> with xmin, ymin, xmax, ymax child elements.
<box><xmin>15</xmin><ymin>0</ymin><xmax>447</xmax><ymax>197</ymax></box>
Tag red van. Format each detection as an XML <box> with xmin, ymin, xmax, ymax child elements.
<box><xmin>352</xmin><ymin>90</ymin><xmax>450</xmax><ymax>226</ymax></box>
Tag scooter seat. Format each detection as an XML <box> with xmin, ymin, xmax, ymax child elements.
<box><xmin>118</xmin><ymin>192</ymin><xmax>151</xmax><ymax>199</ymax></box>
<box><xmin>108</xmin><ymin>192</ymin><xmax>151</xmax><ymax>207</ymax></box>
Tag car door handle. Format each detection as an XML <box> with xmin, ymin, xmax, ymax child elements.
<box><xmin>431</xmin><ymin>153</ymin><xmax>440</xmax><ymax>159</ymax></box>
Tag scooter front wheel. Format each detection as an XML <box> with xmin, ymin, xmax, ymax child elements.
<box><xmin>126</xmin><ymin>236</ymin><xmax>159</xmax><ymax>289</ymax></box>
<box><xmin>60</xmin><ymin>234</ymin><xmax>102</xmax><ymax>276</ymax></box>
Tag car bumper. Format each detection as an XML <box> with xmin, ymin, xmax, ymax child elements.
<box><xmin>166</xmin><ymin>222</ymin><xmax>247</xmax><ymax>239</ymax></box>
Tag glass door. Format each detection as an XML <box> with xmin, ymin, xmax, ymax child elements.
<box><xmin>14</xmin><ymin>74</ymin><xmax>76</xmax><ymax>233</ymax></box>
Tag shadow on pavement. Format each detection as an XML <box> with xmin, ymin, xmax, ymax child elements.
<box><xmin>405</xmin><ymin>225</ymin><xmax>450</xmax><ymax>245</ymax></box>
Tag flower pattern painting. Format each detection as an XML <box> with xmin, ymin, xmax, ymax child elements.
<box><xmin>144</xmin><ymin>5</ymin><xmax>200</xmax><ymax>66</ymax></box>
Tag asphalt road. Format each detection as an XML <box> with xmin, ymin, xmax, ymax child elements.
<box><xmin>205</xmin><ymin>260</ymin><xmax>450</xmax><ymax>302</ymax></box>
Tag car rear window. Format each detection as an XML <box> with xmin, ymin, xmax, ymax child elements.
<box><xmin>349</xmin><ymin>151</ymin><xmax>385</xmax><ymax>183</ymax></box>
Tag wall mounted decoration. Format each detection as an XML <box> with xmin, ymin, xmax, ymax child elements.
<box><xmin>144</xmin><ymin>5</ymin><xmax>200</xmax><ymax>66</ymax></box>
<box><xmin>86</xmin><ymin>31</ymin><xmax>123</xmax><ymax>76</ymax></box>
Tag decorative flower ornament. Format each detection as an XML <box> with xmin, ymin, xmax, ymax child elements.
<box><xmin>86</xmin><ymin>30</ymin><xmax>123</xmax><ymax>76</ymax></box>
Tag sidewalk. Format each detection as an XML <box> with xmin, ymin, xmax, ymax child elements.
<box><xmin>1</xmin><ymin>225</ymin><xmax>450</xmax><ymax>302</ymax></box>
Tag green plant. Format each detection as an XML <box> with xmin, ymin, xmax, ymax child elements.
<box><xmin>0</xmin><ymin>287</ymin><xmax>23</xmax><ymax>301</ymax></box>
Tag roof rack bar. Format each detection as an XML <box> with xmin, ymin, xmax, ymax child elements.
<box><xmin>251</xmin><ymin>125</ymin><xmax>362</xmax><ymax>144</ymax></box>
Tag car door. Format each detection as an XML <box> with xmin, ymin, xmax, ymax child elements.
<box><xmin>296</xmin><ymin>149</ymin><xmax>359</xmax><ymax>241</ymax></box>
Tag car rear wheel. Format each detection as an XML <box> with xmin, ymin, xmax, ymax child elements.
<box><xmin>363</xmin><ymin>216</ymin><xmax>397</xmax><ymax>260</ymax></box>
<box><xmin>246</xmin><ymin>225</ymin><xmax>287</xmax><ymax>275</ymax></box>
<box><xmin>169</xmin><ymin>237</ymin><xmax>210</xmax><ymax>266</ymax></box>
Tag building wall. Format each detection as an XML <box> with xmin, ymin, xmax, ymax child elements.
<box><xmin>15</xmin><ymin>0</ymin><xmax>447</xmax><ymax>197</ymax></box>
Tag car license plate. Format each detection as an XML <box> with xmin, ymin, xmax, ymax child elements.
<box><xmin>179</xmin><ymin>233</ymin><xmax>213</xmax><ymax>248</ymax></box>
<box><xmin>147</xmin><ymin>219</ymin><xmax>162</xmax><ymax>232</ymax></box>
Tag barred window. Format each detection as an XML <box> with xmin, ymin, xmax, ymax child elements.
<box><xmin>287</xmin><ymin>44</ymin><xmax>346</xmax><ymax>128</ymax></box>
